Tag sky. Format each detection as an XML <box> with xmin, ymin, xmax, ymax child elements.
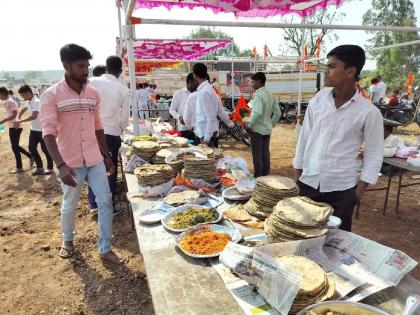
<box><xmin>1</xmin><ymin>0</ymin><xmax>419</xmax><ymax>71</ymax></box>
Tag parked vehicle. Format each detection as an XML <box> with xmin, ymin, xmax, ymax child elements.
<box><xmin>278</xmin><ymin>101</ymin><xmax>309</xmax><ymax>124</ymax></box>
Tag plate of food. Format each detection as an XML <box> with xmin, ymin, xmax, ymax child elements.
<box><xmin>161</xmin><ymin>204</ymin><xmax>223</xmax><ymax>233</ymax></box>
<box><xmin>222</xmin><ymin>186</ymin><xmax>252</xmax><ymax>201</ymax></box>
<box><xmin>163</xmin><ymin>187</ymin><xmax>208</xmax><ymax>206</ymax></box>
<box><xmin>175</xmin><ymin>224</ymin><xmax>242</xmax><ymax>258</ymax></box>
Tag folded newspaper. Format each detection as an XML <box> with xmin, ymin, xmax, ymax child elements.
<box><xmin>214</xmin><ymin>230</ymin><xmax>417</xmax><ymax>315</ymax></box>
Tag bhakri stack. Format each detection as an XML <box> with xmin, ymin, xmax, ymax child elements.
<box><xmin>132</xmin><ymin>141</ymin><xmax>160</xmax><ymax>162</ymax></box>
<box><xmin>151</xmin><ymin>147</ymin><xmax>179</xmax><ymax>164</ymax></box>
<box><xmin>244</xmin><ymin>176</ymin><xmax>299</xmax><ymax>219</ymax></box>
<box><xmin>276</xmin><ymin>255</ymin><xmax>335</xmax><ymax>314</ymax></box>
<box><xmin>265</xmin><ymin>197</ymin><xmax>333</xmax><ymax>242</ymax></box>
<box><xmin>223</xmin><ymin>204</ymin><xmax>264</xmax><ymax>229</ymax></box>
<box><xmin>184</xmin><ymin>156</ymin><xmax>218</xmax><ymax>183</ymax></box>
<box><xmin>134</xmin><ymin>164</ymin><xmax>174</xmax><ymax>187</ymax></box>
<box><xmin>195</xmin><ymin>146</ymin><xmax>224</xmax><ymax>160</ymax></box>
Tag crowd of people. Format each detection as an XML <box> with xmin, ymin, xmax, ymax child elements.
<box><xmin>0</xmin><ymin>43</ymin><xmax>386</xmax><ymax>262</ymax></box>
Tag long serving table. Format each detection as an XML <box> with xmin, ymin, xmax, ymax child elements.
<box><xmin>123</xmin><ymin>172</ymin><xmax>420</xmax><ymax>315</ymax></box>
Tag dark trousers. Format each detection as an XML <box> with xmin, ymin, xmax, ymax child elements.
<box><xmin>9</xmin><ymin>128</ymin><xmax>32</xmax><ymax>169</ymax></box>
<box><xmin>88</xmin><ymin>134</ymin><xmax>121</xmax><ymax>209</ymax></box>
<box><xmin>180</xmin><ymin>130</ymin><xmax>196</xmax><ymax>142</ymax></box>
<box><xmin>29</xmin><ymin>130</ymin><xmax>53</xmax><ymax>169</ymax></box>
<box><xmin>250</xmin><ymin>131</ymin><xmax>270</xmax><ymax>178</ymax></box>
<box><xmin>297</xmin><ymin>181</ymin><xmax>358</xmax><ymax>232</ymax></box>
<box><xmin>198</xmin><ymin>132</ymin><xmax>219</xmax><ymax>148</ymax></box>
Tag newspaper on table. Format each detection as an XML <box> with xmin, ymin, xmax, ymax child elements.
<box><xmin>212</xmin><ymin>230</ymin><xmax>417</xmax><ymax>315</ymax></box>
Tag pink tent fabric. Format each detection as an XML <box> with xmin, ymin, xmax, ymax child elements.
<box><xmin>131</xmin><ymin>38</ymin><xmax>232</xmax><ymax>60</ymax></box>
<box><xmin>135</xmin><ymin>0</ymin><xmax>348</xmax><ymax>17</ymax></box>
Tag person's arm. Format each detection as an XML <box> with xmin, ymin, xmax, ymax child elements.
<box><xmin>17</xmin><ymin>110</ymin><xmax>38</xmax><ymax>123</ymax></box>
<box><xmin>247</xmin><ymin>93</ymin><xmax>263</xmax><ymax>130</ymax></box>
<box><xmin>0</xmin><ymin>110</ymin><xmax>17</xmax><ymax>125</ymax></box>
<box><xmin>271</xmin><ymin>97</ymin><xmax>281</xmax><ymax>127</ymax></box>
<box><xmin>357</xmin><ymin>109</ymin><xmax>384</xmax><ymax>201</ymax></box>
<box><xmin>169</xmin><ymin>92</ymin><xmax>181</xmax><ymax>119</ymax></box>
<box><xmin>17</xmin><ymin>106</ymin><xmax>28</xmax><ymax>120</ymax></box>
<box><xmin>202</xmin><ymin>91</ymin><xmax>219</xmax><ymax>143</ymax></box>
<box><xmin>120</xmin><ymin>88</ymin><xmax>130</xmax><ymax>132</ymax></box>
<box><xmin>217</xmin><ymin>103</ymin><xmax>234</xmax><ymax>128</ymax></box>
<box><xmin>293</xmin><ymin>101</ymin><xmax>314</xmax><ymax>182</ymax></box>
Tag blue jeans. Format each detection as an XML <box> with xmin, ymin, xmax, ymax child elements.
<box><xmin>88</xmin><ymin>134</ymin><xmax>121</xmax><ymax>209</ymax></box>
<box><xmin>61</xmin><ymin>162</ymin><xmax>113</xmax><ymax>254</ymax></box>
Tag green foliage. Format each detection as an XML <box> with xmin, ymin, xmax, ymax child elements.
<box><xmin>363</xmin><ymin>0</ymin><xmax>420</xmax><ymax>90</ymax></box>
<box><xmin>188</xmin><ymin>27</ymin><xmax>253</xmax><ymax>58</ymax></box>
<box><xmin>24</xmin><ymin>71</ymin><xmax>43</xmax><ymax>82</ymax></box>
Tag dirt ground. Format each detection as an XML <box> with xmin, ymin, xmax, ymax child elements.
<box><xmin>0</xmin><ymin>116</ymin><xmax>419</xmax><ymax>314</ymax></box>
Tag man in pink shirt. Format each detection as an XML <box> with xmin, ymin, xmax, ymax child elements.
<box><xmin>40</xmin><ymin>44</ymin><xmax>123</xmax><ymax>264</ymax></box>
<box><xmin>0</xmin><ymin>87</ymin><xmax>33</xmax><ymax>173</ymax></box>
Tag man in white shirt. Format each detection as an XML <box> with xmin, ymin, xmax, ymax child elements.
<box><xmin>376</xmin><ymin>75</ymin><xmax>387</xmax><ymax>99</ymax></box>
<box><xmin>137</xmin><ymin>83</ymin><xmax>150</xmax><ymax>119</ymax></box>
<box><xmin>89</xmin><ymin>55</ymin><xmax>130</xmax><ymax>215</ymax></box>
<box><xmin>193</xmin><ymin>63</ymin><xmax>232</xmax><ymax>147</ymax></box>
<box><xmin>293</xmin><ymin>45</ymin><xmax>384</xmax><ymax>231</ymax></box>
<box><xmin>169</xmin><ymin>73</ymin><xmax>197</xmax><ymax>140</ymax></box>
<box><xmin>16</xmin><ymin>85</ymin><xmax>53</xmax><ymax>175</ymax></box>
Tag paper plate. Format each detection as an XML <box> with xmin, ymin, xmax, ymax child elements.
<box><xmin>161</xmin><ymin>204</ymin><xmax>223</xmax><ymax>233</ymax></box>
<box><xmin>327</xmin><ymin>215</ymin><xmax>342</xmax><ymax>229</ymax></box>
<box><xmin>175</xmin><ymin>224</ymin><xmax>242</xmax><ymax>258</ymax></box>
<box><xmin>138</xmin><ymin>209</ymin><xmax>166</xmax><ymax>224</ymax></box>
<box><xmin>222</xmin><ymin>186</ymin><xmax>252</xmax><ymax>201</ymax></box>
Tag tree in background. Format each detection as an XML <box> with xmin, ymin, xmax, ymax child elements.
<box><xmin>188</xmin><ymin>27</ymin><xmax>253</xmax><ymax>58</ymax></box>
<box><xmin>363</xmin><ymin>0</ymin><xmax>420</xmax><ymax>90</ymax></box>
<box><xmin>24</xmin><ymin>70</ymin><xmax>42</xmax><ymax>82</ymax></box>
<box><xmin>281</xmin><ymin>8</ymin><xmax>345</xmax><ymax>56</ymax></box>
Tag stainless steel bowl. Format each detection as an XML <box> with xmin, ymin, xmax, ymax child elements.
<box><xmin>297</xmin><ymin>301</ymin><xmax>391</xmax><ymax>315</ymax></box>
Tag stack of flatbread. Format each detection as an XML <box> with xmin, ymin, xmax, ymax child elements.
<box><xmin>163</xmin><ymin>189</ymin><xmax>207</xmax><ymax>206</ymax></box>
<box><xmin>276</xmin><ymin>256</ymin><xmax>335</xmax><ymax>314</ymax></box>
<box><xmin>265</xmin><ymin>197</ymin><xmax>333</xmax><ymax>242</ymax></box>
<box><xmin>132</xmin><ymin>141</ymin><xmax>160</xmax><ymax>162</ymax></box>
<box><xmin>151</xmin><ymin>147</ymin><xmax>179</xmax><ymax>164</ymax></box>
<box><xmin>184</xmin><ymin>156</ymin><xmax>218</xmax><ymax>183</ymax></box>
<box><xmin>224</xmin><ymin>204</ymin><xmax>264</xmax><ymax>229</ymax></box>
<box><xmin>195</xmin><ymin>146</ymin><xmax>224</xmax><ymax>160</ymax></box>
<box><xmin>134</xmin><ymin>164</ymin><xmax>174</xmax><ymax>186</ymax></box>
<box><xmin>172</xmin><ymin>136</ymin><xmax>189</xmax><ymax>148</ymax></box>
<box><xmin>244</xmin><ymin>176</ymin><xmax>299</xmax><ymax>219</ymax></box>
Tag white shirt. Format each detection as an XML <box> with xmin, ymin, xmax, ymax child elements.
<box><xmin>90</xmin><ymin>74</ymin><xmax>130</xmax><ymax>136</ymax></box>
<box><xmin>137</xmin><ymin>89</ymin><xmax>149</xmax><ymax>107</ymax></box>
<box><xmin>293</xmin><ymin>88</ymin><xmax>384</xmax><ymax>192</ymax></box>
<box><xmin>195</xmin><ymin>81</ymin><xmax>222</xmax><ymax>141</ymax></box>
<box><xmin>169</xmin><ymin>87</ymin><xmax>190</xmax><ymax>131</ymax></box>
<box><xmin>377</xmin><ymin>81</ymin><xmax>387</xmax><ymax>99</ymax></box>
<box><xmin>27</xmin><ymin>96</ymin><xmax>42</xmax><ymax>131</ymax></box>
<box><xmin>183</xmin><ymin>92</ymin><xmax>198</xmax><ymax>130</ymax></box>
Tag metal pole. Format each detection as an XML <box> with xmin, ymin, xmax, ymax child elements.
<box><xmin>124</xmin><ymin>24</ymin><xmax>140</xmax><ymax>135</ymax></box>
<box><xmin>116</xmin><ymin>1</ymin><xmax>123</xmax><ymax>40</ymax></box>
<box><xmin>231</xmin><ymin>42</ymin><xmax>234</xmax><ymax>109</ymax></box>
<box><xmin>138</xmin><ymin>18</ymin><xmax>420</xmax><ymax>32</ymax></box>
<box><xmin>297</xmin><ymin>18</ymin><xmax>306</xmax><ymax>127</ymax></box>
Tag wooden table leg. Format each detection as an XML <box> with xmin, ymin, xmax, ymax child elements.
<box><xmin>395</xmin><ymin>171</ymin><xmax>403</xmax><ymax>214</ymax></box>
<box><xmin>383</xmin><ymin>169</ymin><xmax>393</xmax><ymax>216</ymax></box>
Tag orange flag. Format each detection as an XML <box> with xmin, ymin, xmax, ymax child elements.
<box><xmin>232</xmin><ymin>95</ymin><xmax>249</xmax><ymax>124</ymax></box>
<box><xmin>252</xmin><ymin>47</ymin><xmax>257</xmax><ymax>58</ymax></box>
<box><xmin>407</xmin><ymin>71</ymin><xmax>414</xmax><ymax>95</ymax></box>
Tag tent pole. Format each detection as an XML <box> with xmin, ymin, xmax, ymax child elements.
<box><xmin>117</xmin><ymin>1</ymin><xmax>123</xmax><ymax>40</ymax></box>
<box><xmin>231</xmin><ymin>42</ymin><xmax>234</xmax><ymax>109</ymax></box>
<box><xmin>297</xmin><ymin>17</ymin><xmax>306</xmax><ymax>128</ymax></box>
<box><xmin>125</xmin><ymin>24</ymin><xmax>140</xmax><ymax>135</ymax></box>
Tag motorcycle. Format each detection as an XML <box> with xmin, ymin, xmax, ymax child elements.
<box><xmin>219</xmin><ymin>105</ymin><xmax>251</xmax><ymax>147</ymax></box>
<box><xmin>278</xmin><ymin>101</ymin><xmax>309</xmax><ymax>124</ymax></box>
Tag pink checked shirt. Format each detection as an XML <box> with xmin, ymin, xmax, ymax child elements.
<box><xmin>4</xmin><ymin>98</ymin><xmax>21</xmax><ymax>128</ymax></box>
<box><xmin>40</xmin><ymin>79</ymin><xmax>104</xmax><ymax>168</ymax></box>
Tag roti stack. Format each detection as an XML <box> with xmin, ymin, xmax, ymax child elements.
<box><xmin>224</xmin><ymin>204</ymin><xmax>264</xmax><ymax>229</ymax></box>
<box><xmin>244</xmin><ymin>176</ymin><xmax>299</xmax><ymax>219</ymax></box>
<box><xmin>276</xmin><ymin>255</ymin><xmax>335</xmax><ymax>314</ymax></box>
<box><xmin>151</xmin><ymin>147</ymin><xmax>179</xmax><ymax>164</ymax></box>
<box><xmin>195</xmin><ymin>146</ymin><xmax>224</xmax><ymax>160</ymax></box>
<box><xmin>184</xmin><ymin>156</ymin><xmax>218</xmax><ymax>183</ymax></box>
<box><xmin>134</xmin><ymin>164</ymin><xmax>174</xmax><ymax>187</ymax></box>
<box><xmin>265</xmin><ymin>197</ymin><xmax>333</xmax><ymax>242</ymax></box>
<box><xmin>132</xmin><ymin>141</ymin><xmax>160</xmax><ymax>162</ymax></box>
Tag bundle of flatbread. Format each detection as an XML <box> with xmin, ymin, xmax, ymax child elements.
<box><xmin>265</xmin><ymin>197</ymin><xmax>333</xmax><ymax>242</ymax></box>
<box><xmin>134</xmin><ymin>164</ymin><xmax>174</xmax><ymax>187</ymax></box>
<box><xmin>184</xmin><ymin>156</ymin><xmax>218</xmax><ymax>183</ymax></box>
<box><xmin>132</xmin><ymin>140</ymin><xmax>160</xmax><ymax>162</ymax></box>
<box><xmin>244</xmin><ymin>176</ymin><xmax>299</xmax><ymax>219</ymax></box>
<box><xmin>223</xmin><ymin>204</ymin><xmax>264</xmax><ymax>229</ymax></box>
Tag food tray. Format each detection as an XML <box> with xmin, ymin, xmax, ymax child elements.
<box><xmin>161</xmin><ymin>204</ymin><xmax>223</xmax><ymax>233</ymax></box>
<box><xmin>222</xmin><ymin>186</ymin><xmax>252</xmax><ymax>201</ymax></box>
<box><xmin>175</xmin><ymin>224</ymin><xmax>242</xmax><ymax>258</ymax></box>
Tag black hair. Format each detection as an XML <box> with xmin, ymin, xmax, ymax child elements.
<box><xmin>0</xmin><ymin>87</ymin><xmax>8</xmax><ymax>96</ymax></box>
<box><xmin>206</xmin><ymin>74</ymin><xmax>210</xmax><ymax>82</ymax></box>
<box><xmin>393</xmin><ymin>89</ymin><xmax>399</xmax><ymax>94</ymax></box>
<box><xmin>326</xmin><ymin>45</ymin><xmax>366</xmax><ymax>81</ymax></box>
<box><xmin>192</xmin><ymin>63</ymin><xmax>208</xmax><ymax>79</ymax></box>
<box><xmin>106</xmin><ymin>56</ymin><xmax>123</xmax><ymax>73</ymax></box>
<box><xmin>376</xmin><ymin>75</ymin><xmax>382</xmax><ymax>81</ymax></box>
<box><xmin>186</xmin><ymin>73</ymin><xmax>194</xmax><ymax>83</ymax></box>
<box><xmin>384</xmin><ymin>125</ymin><xmax>394</xmax><ymax>133</ymax></box>
<box><xmin>60</xmin><ymin>43</ymin><xmax>93</xmax><ymax>63</ymax></box>
<box><xmin>8</xmin><ymin>90</ymin><xmax>14</xmax><ymax>95</ymax></box>
<box><xmin>92</xmin><ymin>65</ymin><xmax>106</xmax><ymax>77</ymax></box>
<box><xmin>251</xmin><ymin>72</ymin><xmax>266</xmax><ymax>85</ymax></box>
<box><xmin>18</xmin><ymin>85</ymin><xmax>33</xmax><ymax>94</ymax></box>
<box><xmin>371</xmin><ymin>78</ymin><xmax>379</xmax><ymax>84</ymax></box>
<box><xmin>138</xmin><ymin>83</ymin><xmax>144</xmax><ymax>89</ymax></box>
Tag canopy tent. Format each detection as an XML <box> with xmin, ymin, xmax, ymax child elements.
<box><xmin>131</xmin><ymin>38</ymin><xmax>232</xmax><ymax>60</ymax></box>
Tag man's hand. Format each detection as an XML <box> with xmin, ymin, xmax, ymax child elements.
<box><xmin>179</xmin><ymin>116</ymin><xmax>185</xmax><ymax>125</ymax></box>
<box><xmin>356</xmin><ymin>181</ymin><xmax>369</xmax><ymax>202</ymax></box>
<box><xmin>59</xmin><ymin>164</ymin><xmax>77</xmax><ymax>187</ymax></box>
<box><xmin>294</xmin><ymin>169</ymin><xmax>303</xmax><ymax>183</ymax></box>
<box><xmin>201</xmin><ymin>141</ymin><xmax>209</xmax><ymax>147</ymax></box>
<box><xmin>104</xmin><ymin>156</ymin><xmax>115</xmax><ymax>176</ymax></box>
